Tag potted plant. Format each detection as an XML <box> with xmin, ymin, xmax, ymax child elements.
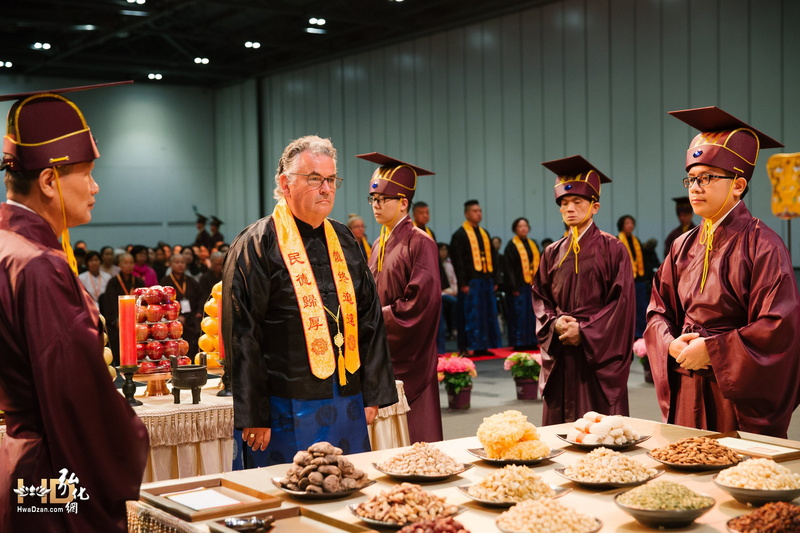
<box><xmin>504</xmin><ymin>351</ymin><xmax>542</xmax><ymax>400</ymax></box>
<box><xmin>437</xmin><ymin>353</ymin><xmax>477</xmax><ymax>409</ymax></box>
<box><xmin>633</xmin><ymin>338</ymin><xmax>653</xmax><ymax>383</ymax></box>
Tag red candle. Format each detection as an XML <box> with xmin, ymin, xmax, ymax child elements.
<box><xmin>119</xmin><ymin>295</ymin><xmax>137</xmax><ymax>367</ymax></box>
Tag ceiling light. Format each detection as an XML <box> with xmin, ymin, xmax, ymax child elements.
<box><xmin>309</xmin><ymin>17</ymin><xmax>325</xmax><ymax>26</ymax></box>
<box><xmin>127</xmin><ymin>0</ymin><xmax>146</xmax><ymax>4</ymax></box>
<box><xmin>305</xmin><ymin>27</ymin><xmax>326</xmax><ymax>34</ymax></box>
<box><xmin>194</xmin><ymin>57</ymin><xmax>209</xmax><ymax>64</ymax></box>
<box><xmin>73</xmin><ymin>24</ymin><xmax>97</xmax><ymax>31</ymax></box>
<box><xmin>120</xmin><ymin>9</ymin><xmax>148</xmax><ymax>16</ymax></box>
<box><xmin>245</xmin><ymin>41</ymin><xmax>261</xmax><ymax>49</ymax></box>
<box><xmin>33</xmin><ymin>42</ymin><xmax>51</xmax><ymax>50</ymax></box>
<box><xmin>147</xmin><ymin>73</ymin><xmax>162</xmax><ymax>80</ymax></box>
<box><xmin>1</xmin><ymin>62</ymin><xmax>11</xmax><ymax>68</ymax></box>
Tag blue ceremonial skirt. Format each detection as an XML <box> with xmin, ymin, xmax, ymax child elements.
<box><xmin>506</xmin><ymin>285</ymin><xmax>538</xmax><ymax>348</ymax></box>
<box><xmin>232</xmin><ymin>386</ymin><xmax>371</xmax><ymax>469</ymax></box>
<box><xmin>457</xmin><ymin>278</ymin><xmax>502</xmax><ymax>351</ymax></box>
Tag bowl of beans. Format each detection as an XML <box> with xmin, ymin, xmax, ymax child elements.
<box><xmin>614</xmin><ymin>480</ymin><xmax>715</xmax><ymax>528</ymax></box>
<box><xmin>727</xmin><ymin>502</ymin><xmax>800</xmax><ymax>532</ymax></box>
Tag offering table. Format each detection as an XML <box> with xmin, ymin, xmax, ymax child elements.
<box><xmin>130</xmin><ymin>417</ymin><xmax>800</xmax><ymax>532</ymax></box>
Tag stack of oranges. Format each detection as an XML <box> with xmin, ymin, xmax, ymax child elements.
<box><xmin>198</xmin><ymin>281</ymin><xmax>224</xmax><ymax>368</ymax></box>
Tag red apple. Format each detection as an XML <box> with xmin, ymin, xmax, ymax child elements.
<box><xmin>146</xmin><ymin>286</ymin><xmax>164</xmax><ymax>305</ymax></box>
<box><xmin>163</xmin><ymin>340</ymin><xmax>179</xmax><ymax>357</ymax></box>
<box><xmin>135</xmin><ymin>323</ymin><xmax>150</xmax><ymax>342</ymax></box>
<box><xmin>146</xmin><ymin>341</ymin><xmax>164</xmax><ymax>360</ymax></box>
<box><xmin>150</xmin><ymin>322</ymin><xmax>168</xmax><ymax>341</ymax></box>
<box><xmin>167</xmin><ymin>320</ymin><xmax>183</xmax><ymax>339</ymax></box>
<box><xmin>133</xmin><ymin>287</ymin><xmax>147</xmax><ymax>298</ymax></box>
<box><xmin>162</xmin><ymin>286</ymin><xmax>177</xmax><ymax>302</ymax></box>
<box><xmin>163</xmin><ymin>301</ymin><xmax>180</xmax><ymax>321</ymax></box>
<box><xmin>139</xmin><ymin>361</ymin><xmax>156</xmax><ymax>374</ymax></box>
<box><xmin>177</xmin><ymin>339</ymin><xmax>190</xmax><ymax>356</ymax></box>
<box><xmin>145</xmin><ymin>304</ymin><xmax>165</xmax><ymax>322</ymax></box>
<box><xmin>136</xmin><ymin>342</ymin><xmax>147</xmax><ymax>360</ymax></box>
<box><xmin>135</xmin><ymin>305</ymin><xmax>147</xmax><ymax>323</ymax></box>
<box><xmin>157</xmin><ymin>359</ymin><xmax>172</xmax><ymax>372</ymax></box>
<box><xmin>177</xmin><ymin>355</ymin><xmax>191</xmax><ymax>366</ymax></box>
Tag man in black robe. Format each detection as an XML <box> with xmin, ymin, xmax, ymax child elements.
<box><xmin>0</xmin><ymin>84</ymin><xmax>148</xmax><ymax>533</ymax></box>
<box><xmin>534</xmin><ymin>155</ymin><xmax>635</xmax><ymax>425</ymax></box>
<box><xmin>663</xmin><ymin>196</ymin><xmax>695</xmax><ymax>257</ymax></box>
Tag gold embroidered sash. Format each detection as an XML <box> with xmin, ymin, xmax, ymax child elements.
<box><xmin>512</xmin><ymin>236</ymin><xmax>540</xmax><ymax>284</ymax></box>
<box><xmin>617</xmin><ymin>233</ymin><xmax>644</xmax><ymax>277</ymax></box>
<box><xmin>272</xmin><ymin>199</ymin><xmax>360</xmax><ymax>385</ymax></box>
<box><xmin>462</xmin><ymin>221</ymin><xmax>492</xmax><ymax>273</ymax></box>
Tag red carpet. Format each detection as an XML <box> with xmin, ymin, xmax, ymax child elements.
<box><xmin>439</xmin><ymin>346</ymin><xmax>540</xmax><ymax>362</ymax></box>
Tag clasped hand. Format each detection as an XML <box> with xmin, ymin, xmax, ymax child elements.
<box><xmin>669</xmin><ymin>332</ymin><xmax>710</xmax><ymax>370</ymax></box>
<box><xmin>555</xmin><ymin>315</ymin><xmax>581</xmax><ymax>346</ymax></box>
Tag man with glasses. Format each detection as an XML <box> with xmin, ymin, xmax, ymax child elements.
<box><xmin>450</xmin><ymin>199</ymin><xmax>502</xmax><ymax>356</ymax></box>
<box><xmin>645</xmin><ymin>107</ymin><xmax>800</xmax><ymax>438</ymax></box>
<box><xmin>359</xmin><ymin>152</ymin><xmax>443</xmax><ymax>444</ymax></box>
<box><xmin>534</xmin><ymin>156</ymin><xmax>635</xmax><ymax>424</ymax></box>
<box><xmin>223</xmin><ymin>136</ymin><xmax>397</xmax><ymax>467</ymax></box>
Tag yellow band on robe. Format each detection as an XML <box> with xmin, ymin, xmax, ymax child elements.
<box><xmin>698</xmin><ymin>180</ymin><xmax>736</xmax><ymax>293</ymax></box>
<box><xmin>273</xmin><ymin>199</ymin><xmax>360</xmax><ymax>384</ymax></box>
<box><xmin>360</xmin><ymin>236</ymin><xmax>372</xmax><ymax>261</ymax></box>
<box><xmin>462</xmin><ymin>220</ymin><xmax>493</xmax><ymax>273</ymax></box>
<box><xmin>53</xmin><ymin>167</ymin><xmax>78</xmax><ymax>276</ymax></box>
<box><xmin>512</xmin><ymin>236</ymin><xmax>540</xmax><ymax>284</ymax></box>
<box><xmin>617</xmin><ymin>233</ymin><xmax>644</xmax><ymax>278</ymax></box>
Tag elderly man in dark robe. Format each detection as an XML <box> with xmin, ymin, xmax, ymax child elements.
<box><xmin>0</xmin><ymin>83</ymin><xmax>148</xmax><ymax>533</ymax></box>
<box><xmin>645</xmin><ymin>106</ymin><xmax>800</xmax><ymax>438</ymax></box>
<box><xmin>359</xmin><ymin>152</ymin><xmax>443</xmax><ymax>444</ymax></box>
<box><xmin>223</xmin><ymin>136</ymin><xmax>397</xmax><ymax>468</ymax></box>
<box><xmin>534</xmin><ymin>156</ymin><xmax>635</xmax><ymax>425</ymax></box>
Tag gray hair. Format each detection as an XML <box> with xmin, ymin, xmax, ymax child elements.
<box><xmin>273</xmin><ymin>135</ymin><xmax>337</xmax><ymax>200</ymax></box>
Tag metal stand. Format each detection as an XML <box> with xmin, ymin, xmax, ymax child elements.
<box><xmin>116</xmin><ymin>365</ymin><xmax>143</xmax><ymax>406</ymax></box>
<box><xmin>217</xmin><ymin>357</ymin><xmax>233</xmax><ymax>397</ymax></box>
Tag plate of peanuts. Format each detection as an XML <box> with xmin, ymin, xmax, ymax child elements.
<box><xmin>712</xmin><ymin>458</ymin><xmax>800</xmax><ymax>505</ymax></box>
<box><xmin>372</xmin><ymin>442</ymin><xmax>474</xmax><ymax>481</ymax></box>
<box><xmin>348</xmin><ymin>482</ymin><xmax>465</xmax><ymax>529</ymax></box>
<box><xmin>457</xmin><ymin>464</ymin><xmax>571</xmax><ymax>508</ymax></box>
<box><xmin>647</xmin><ymin>436</ymin><xmax>746</xmax><ymax>471</ymax></box>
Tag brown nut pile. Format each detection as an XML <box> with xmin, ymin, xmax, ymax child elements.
<box><xmin>467</xmin><ymin>464</ymin><xmax>555</xmax><ymax>502</ymax></box>
<box><xmin>377</xmin><ymin>442</ymin><xmax>463</xmax><ymax>476</ymax></box>
<box><xmin>650</xmin><ymin>437</ymin><xmax>742</xmax><ymax>465</ymax></box>
<box><xmin>353</xmin><ymin>482</ymin><xmax>459</xmax><ymax>525</ymax></box>
<box><xmin>727</xmin><ymin>502</ymin><xmax>800</xmax><ymax>532</ymax></box>
<box><xmin>398</xmin><ymin>516</ymin><xmax>470</xmax><ymax>533</ymax></box>
<box><xmin>276</xmin><ymin>441</ymin><xmax>369</xmax><ymax>493</ymax></box>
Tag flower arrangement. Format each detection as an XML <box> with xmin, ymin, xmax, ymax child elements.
<box><xmin>504</xmin><ymin>351</ymin><xmax>542</xmax><ymax>380</ymax></box>
<box><xmin>633</xmin><ymin>338</ymin><xmax>648</xmax><ymax>363</ymax></box>
<box><xmin>437</xmin><ymin>353</ymin><xmax>477</xmax><ymax>394</ymax></box>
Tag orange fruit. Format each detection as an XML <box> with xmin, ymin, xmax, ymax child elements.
<box><xmin>204</xmin><ymin>298</ymin><xmax>219</xmax><ymax>317</ymax></box>
<box><xmin>198</xmin><ymin>334</ymin><xmax>217</xmax><ymax>353</ymax></box>
<box><xmin>205</xmin><ymin>351</ymin><xmax>221</xmax><ymax>368</ymax></box>
<box><xmin>201</xmin><ymin>316</ymin><xmax>219</xmax><ymax>336</ymax></box>
<box><xmin>211</xmin><ymin>281</ymin><xmax>223</xmax><ymax>302</ymax></box>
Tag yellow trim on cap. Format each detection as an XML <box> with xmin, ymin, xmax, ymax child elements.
<box><xmin>8</xmin><ymin>93</ymin><xmax>91</xmax><ymax>148</ymax></box>
<box><xmin>554</xmin><ymin>170</ymin><xmax>601</xmax><ymax>198</ymax></box>
<box><xmin>690</xmin><ymin>127</ymin><xmax>761</xmax><ymax>166</ymax></box>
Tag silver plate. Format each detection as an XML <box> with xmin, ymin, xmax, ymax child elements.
<box><xmin>713</xmin><ymin>475</ymin><xmax>800</xmax><ymax>506</ymax></box>
<box><xmin>466</xmin><ymin>447</ymin><xmax>565</xmax><ymax>466</ymax></box>
<box><xmin>457</xmin><ymin>483</ymin><xmax>570</xmax><ymax>508</ymax></box>
<box><xmin>646</xmin><ymin>451</ymin><xmax>745</xmax><ymax>471</ymax></box>
<box><xmin>271</xmin><ymin>477</ymin><xmax>375</xmax><ymax>500</ymax></box>
<box><xmin>370</xmin><ymin>461</ymin><xmax>474</xmax><ymax>482</ymax></box>
<box><xmin>555</xmin><ymin>433</ymin><xmax>651</xmax><ymax>451</ymax></box>
<box><xmin>553</xmin><ymin>466</ymin><xmax>663</xmax><ymax>489</ymax></box>
<box><xmin>347</xmin><ymin>504</ymin><xmax>466</xmax><ymax>529</ymax></box>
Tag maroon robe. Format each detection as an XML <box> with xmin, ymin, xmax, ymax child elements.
<box><xmin>0</xmin><ymin>203</ymin><xmax>149</xmax><ymax>533</ymax></box>
<box><xmin>533</xmin><ymin>222</ymin><xmax>635</xmax><ymax>425</ymax></box>
<box><xmin>645</xmin><ymin>201</ymin><xmax>800</xmax><ymax>437</ymax></box>
<box><xmin>369</xmin><ymin>217</ymin><xmax>443</xmax><ymax>443</ymax></box>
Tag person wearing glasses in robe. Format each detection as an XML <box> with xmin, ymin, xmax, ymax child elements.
<box><xmin>223</xmin><ymin>136</ymin><xmax>397</xmax><ymax>468</ymax></box>
<box><xmin>645</xmin><ymin>107</ymin><xmax>800</xmax><ymax>438</ymax></box>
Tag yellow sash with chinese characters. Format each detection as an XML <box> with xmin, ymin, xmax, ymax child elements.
<box><xmin>462</xmin><ymin>221</ymin><xmax>493</xmax><ymax>273</ymax></box>
<box><xmin>273</xmin><ymin>199</ymin><xmax>359</xmax><ymax>385</ymax></box>
<box><xmin>512</xmin><ymin>236</ymin><xmax>540</xmax><ymax>284</ymax></box>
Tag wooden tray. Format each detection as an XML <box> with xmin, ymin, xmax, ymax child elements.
<box><xmin>707</xmin><ymin>431</ymin><xmax>800</xmax><ymax>462</ymax></box>
<box><xmin>205</xmin><ymin>505</ymin><xmax>378</xmax><ymax>533</ymax></box>
<box><xmin>140</xmin><ymin>475</ymin><xmax>281</xmax><ymax>522</ymax></box>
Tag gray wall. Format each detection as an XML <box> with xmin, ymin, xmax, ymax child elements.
<box><xmin>216</xmin><ymin>0</ymin><xmax>800</xmax><ymax>264</ymax></box>
<box><xmin>0</xmin><ymin>75</ymin><xmax>216</xmax><ymax>250</ymax></box>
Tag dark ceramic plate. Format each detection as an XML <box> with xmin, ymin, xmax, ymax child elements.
<box><xmin>555</xmin><ymin>433</ymin><xmax>651</xmax><ymax>451</ymax></box>
<box><xmin>713</xmin><ymin>475</ymin><xmax>800</xmax><ymax>506</ymax></box>
<box><xmin>371</xmin><ymin>462</ymin><xmax>473</xmax><ymax>482</ymax></box>
<box><xmin>614</xmin><ymin>490</ymin><xmax>715</xmax><ymax>528</ymax></box>
<box><xmin>553</xmin><ymin>466</ymin><xmax>662</xmax><ymax>489</ymax></box>
<box><xmin>466</xmin><ymin>447</ymin><xmax>565</xmax><ymax>466</ymax></box>
<box><xmin>271</xmin><ymin>478</ymin><xmax>375</xmax><ymax>500</ymax></box>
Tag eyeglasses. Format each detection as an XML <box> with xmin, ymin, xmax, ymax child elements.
<box><xmin>290</xmin><ymin>172</ymin><xmax>343</xmax><ymax>189</ymax></box>
<box><xmin>683</xmin><ymin>174</ymin><xmax>735</xmax><ymax>188</ymax></box>
<box><xmin>367</xmin><ymin>195</ymin><xmax>402</xmax><ymax>206</ymax></box>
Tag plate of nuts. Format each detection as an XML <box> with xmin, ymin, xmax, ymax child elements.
<box><xmin>372</xmin><ymin>442</ymin><xmax>474</xmax><ymax>481</ymax></box>
<box><xmin>458</xmin><ymin>484</ymin><xmax>570</xmax><ymax>508</ymax></box>
<box><xmin>457</xmin><ymin>464</ymin><xmax>570</xmax><ymax>508</ymax></box>
<box><xmin>726</xmin><ymin>502</ymin><xmax>800</xmax><ymax>532</ymax></box>
<box><xmin>496</xmin><ymin>498</ymin><xmax>602</xmax><ymax>533</ymax></box>
<box><xmin>647</xmin><ymin>437</ymin><xmax>745</xmax><ymax>471</ymax></box>
<box><xmin>713</xmin><ymin>458</ymin><xmax>800</xmax><ymax>506</ymax></box>
<box><xmin>348</xmin><ymin>482</ymin><xmax>464</xmax><ymax>529</ymax></box>
<box><xmin>613</xmin><ymin>481</ymin><xmax>715</xmax><ymax>528</ymax></box>
<box><xmin>553</xmin><ymin>447</ymin><xmax>662</xmax><ymax>489</ymax></box>
<box><xmin>466</xmin><ymin>447</ymin><xmax>565</xmax><ymax>466</ymax></box>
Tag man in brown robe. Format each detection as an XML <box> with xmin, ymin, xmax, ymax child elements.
<box><xmin>534</xmin><ymin>156</ymin><xmax>635</xmax><ymax>425</ymax></box>
<box><xmin>360</xmin><ymin>152</ymin><xmax>443</xmax><ymax>443</ymax></box>
<box><xmin>663</xmin><ymin>196</ymin><xmax>695</xmax><ymax>257</ymax></box>
<box><xmin>645</xmin><ymin>106</ymin><xmax>800</xmax><ymax>438</ymax></box>
<box><xmin>0</xmin><ymin>84</ymin><xmax>148</xmax><ymax>532</ymax></box>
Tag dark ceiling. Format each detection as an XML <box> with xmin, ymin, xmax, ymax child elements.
<box><xmin>3</xmin><ymin>0</ymin><xmax>553</xmax><ymax>88</ymax></box>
